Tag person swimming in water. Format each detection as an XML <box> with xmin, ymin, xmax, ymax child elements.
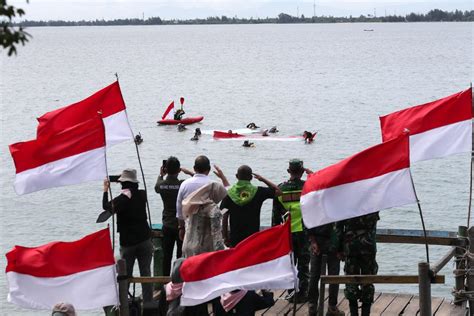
<box><xmin>262</xmin><ymin>129</ymin><xmax>269</xmax><ymax>137</ymax></box>
<box><xmin>269</xmin><ymin>126</ymin><xmax>279</xmax><ymax>133</ymax></box>
<box><xmin>246</xmin><ymin>122</ymin><xmax>259</xmax><ymax>129</ymax></box>
<box><xmin>242</xmin><ymin>140</ymin><xmax>255</xmax><ymax>147</ymax></box>
<box><xmin>303</xmin><ymin>131</ymin><xmax>316</xmax><ymax>143</ymax></box>
<box><xmin>177</xmin><ymin>123</ymin><xmax>187</xmax><ymax>132</ymax></box>
<box><xmin>190</xmin><ymin>128</ymin><xmax>201</xmax><ymax>141</ymax></box>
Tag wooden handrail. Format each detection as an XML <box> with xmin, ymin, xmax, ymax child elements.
<box><xmin>129</xmin><ymin>276</ymin><xmax>172</xmax><ymax>284</ymax></box>
<box><xmin>320</xmin><ymin>274</ymin><xmax>445</xmax><ymax>284</ymax></box>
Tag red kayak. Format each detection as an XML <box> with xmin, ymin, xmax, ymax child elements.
<box><xmin>213</xmin><ymin>131</ymin><xmax>245</xmax><ymax>138</ymax></box>
<box><xmin>157</xmin><ymin>116</ymin><xmax>204</xmax><ymax>125</ymax></box>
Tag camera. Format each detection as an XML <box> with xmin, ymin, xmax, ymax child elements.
<box><xmin>162</xmin><ymin>159</ymin><xmax>167</xmax><ymax>167</ymax></box>
<box><xmin>109</xmin><ymin>175</ymin><xmax>120</xmax><ymax>182</ymax></box>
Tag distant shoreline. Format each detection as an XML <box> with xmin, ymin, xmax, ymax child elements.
<box><xmin>15</xmin><ymin>9</ymin><xmax>474</xmax><ymax>27</ymax></box>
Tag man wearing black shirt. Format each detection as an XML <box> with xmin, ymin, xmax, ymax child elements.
<box><xmin>155</xmin><ymin>156</ymin><xmax>193</xmax><ymax>277</ymax></box>
<box><xmin>221</xmin><ymin>165</ymin><xmax>281</xmax><ymax>247</ymax></box>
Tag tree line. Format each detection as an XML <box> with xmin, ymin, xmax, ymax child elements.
<box><xmin>14</xmin><ymin>9</ymin><xmax>474</xmax><ymax>27</ymax></box>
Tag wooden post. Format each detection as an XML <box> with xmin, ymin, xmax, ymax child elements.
<box><xmin>454</xmin><ymin>226</ymin><xmax>468</xmax><ymax>305</ymax></box>
<box><xmin>317</xmin><ymin>255</ymin><xmax>327</xmax><ymax>316</ymax></box>
<box><xmin>418</xmin><ymin>262</ymin><xmax>431</xmax><ymax>316</ymax></box>
<box><xmin>117</xmin><ymin>259</ymin><xmax>129</xmax><ymax>316</ymax></box>
<box><xmin>467</xmin><ymin>226</ymin><xmax>474</xmax><ymax>312</ymax></box>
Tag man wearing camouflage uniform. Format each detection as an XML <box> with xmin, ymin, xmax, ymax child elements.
<box><xmin>337</xmin><ymin>212</ymin><xmax>380</xmax><ymax>316</ymax></box>
<box><xmin>272</xmin><ymin>159</ymin><xmax>311</xmax><ymax>303</ymax></box>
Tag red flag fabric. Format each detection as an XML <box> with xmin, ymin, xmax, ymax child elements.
<box><xmin>161</xmin><ymin>101</ymin><xmax>175</xmax><ymax>120</ymax></box>
<box><xmin>380</xmin><ymin>88</ymin><xmax>472</xmax><ymax>162</ymax></box>
<box><xmin>37</xmin><ymin>81</ymin><xmax>133</xmax><ymax>146</ymax></box>
<box><xmin>9</xmin><ymin>116</ymin><xmax>106</xmax><ymax>195</ymax></box>
<box><xmin>180</xmin><ymin>220</ymin><xmax>296</xmax><ymax>306</ymax></box>
<box><xmin>6</xmin><ymin>228</ymin><xmax>118</xmax><ymax>310</ymax></box>
<box><xmin>301</xmin><ymin>134</ymin><xmax>416</xmax><ymax>228</ymax></box>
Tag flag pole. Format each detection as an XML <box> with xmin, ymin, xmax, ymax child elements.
<box><xmin>100</xmin><ymin>113</ymin><xmax>116</xmax><ymax>252</ymax></box>
<box><xmin>115</xmin><ymin>73</ymin><xmax>153</xmax><ymax>228</ymax></box>
<box><xmin>467</xmin><ymin>82</ymin><xmax>473</xmax><ymax>228</ymax></box>
<box><xmin>286</xmin><ymin>213</ymin><xmax>298</xmax><ymax>316</ymax></box>
<box><xmin>409</xmin><ymin>170</ymin><xmax>430</xmax><ymax>263</ymax></box>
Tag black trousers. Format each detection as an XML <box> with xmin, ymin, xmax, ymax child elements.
<box><xmin>308</xmin><ymin>251</ymin><xmax>341</xmax><ymax>307</ymax></box>
<box><xmin>162</xmin><ymin>226</ymin><xmax>183</xmax><ymax>277</ymax></box>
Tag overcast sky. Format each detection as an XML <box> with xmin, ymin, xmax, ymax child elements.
<box><xmin>9</xmin><ymin>0</ymin><xmax>473</xmax><ymax>21</ymax></box>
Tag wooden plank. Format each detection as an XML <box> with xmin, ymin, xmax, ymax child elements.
<box><xmin>381</xmin><ymin>294</ymin><xmax>413</xmax><ymax>315</ymax></box>
<box><xmin>371</xmin><ymin>293</ymin><xmax>397</xmax><ymax>315</ymax></box>
<box><xmin>337</xmin><ymin>292</ymin><xmax>382</xmax><ymax>314</ymax></box>
<box><xmin>434</xmin><ymin>300</ymin><xmax>467</xmax><ymax>316</ymax></box>
<box><xmin>431</xmin><ymin>247</ymin><xmax>456</xmax><ymax>274</ymax></box>
<box><xmin>129</xmin><ymin>276</ymin><xmax>171</xmax><ymax>283</ymax></box>
<box><xmin>321</xmin><ymin>275</ymin><xmax>445</xmax><ymax>284</ymax></box>
<box><xmin>431</xmin><ymin>296</ymin><xmax>445</xmax><ymax>313</ymax></box>
<box><xmin>260</xmin><ymin>290</ymin><xmax>286</xmax><ymax>315</ymax></box>
<box><xmin>399</xmin><ymin>295</ymin><xmax>419</xmax><ymax>315</ymax></box>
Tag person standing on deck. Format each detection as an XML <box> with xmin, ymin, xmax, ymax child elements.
<box><xmin>155</xmin><ymin>156</ymin><xmax>194</xmax><ymax>277</ymax></box>
<box><xmin>337</xmin><ymin>213</ymin><xmax>380</xmax><ymax>316</ymax></box>
<box><xmin>272</xmin><ymin>159</ymin><xmax>311</xmax><ymax>303</ymax></box>
<box><xmin>221</xmin><ymin>165</ymin><xmax>281</xmax><ymax>247</ymax></box>
<box><xmin>176</xmin><ymin>155</ymin><xmax>229</xmax><ymax>316</ymax></box>
<box><xmin>102</xmin><ymin>169</ymin><xmax>153</xmax><ymax>303</ymax></box>
<box><xmin>307</xmin><ymin>223</ymin><xmax>345</xmax><ymax>316</ymax></box>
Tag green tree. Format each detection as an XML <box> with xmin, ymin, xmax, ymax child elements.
<box><xmin>1</xmin><ymin>0</ymin><xmax>30</xmax><ymax>55</ymax></box>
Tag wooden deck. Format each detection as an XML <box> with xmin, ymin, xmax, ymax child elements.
<box><xmin>255</xmin><ymin>290</ymin><xmax>468</xmax><ymax>315</ymax></box>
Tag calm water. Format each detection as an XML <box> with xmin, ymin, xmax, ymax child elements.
<box><xmin>1</xmin><ymin>22</ymin><xmax>473</xmax><ymax>315</ymax></box>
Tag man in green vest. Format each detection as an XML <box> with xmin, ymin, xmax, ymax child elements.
<box><xmin>272</xmin><ymin>159</ymin><xmax>311</xmax><ymax>303</ymax></box>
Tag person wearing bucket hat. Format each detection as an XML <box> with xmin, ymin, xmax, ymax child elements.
<box><xmin>51</xmin><ymin>302</ymin><xmax>76</xmax><ymax>316</ymax></box>
<box><xmin>102</xmin><ymin>168</ymin><xmax>153</xmax><ymax>303</ymax></box>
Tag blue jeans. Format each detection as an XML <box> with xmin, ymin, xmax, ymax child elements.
<box><xmin>121</xmin><ymin>239</ymin><xmax>154</xmax><ymax>302</ymax></box>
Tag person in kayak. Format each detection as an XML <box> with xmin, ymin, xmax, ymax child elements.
<box><xmin>174</xmin><ymin>97</ymin><xmax>186</xmax><ymax>120</ymax></box>
<box><xmin>269</xmin><ymin>126</ymin><xmax>279</xmax><ymax>133</ymax></box>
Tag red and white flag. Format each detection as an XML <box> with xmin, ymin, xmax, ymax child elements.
<box><xmin>9</xmin><ymin>117</ymin><xmax>106</xmax><ymax>195</ymax></box>
<box><xmin>37</xmin><ymin>81</ymin><xmax>133</xmax><ymax>146</ymax></box>
<box><xmin>180</xmin><ymin>220</ymin><xmax>296</xmax><ymax>306</ymax></box>
<box><xmin>380</xmin><ymin>88</ymin><xmax>472</xmax><ymax>162</ymax></box>
<box><xmin>301</xmin><ymin>134</ymin><xmax>417</xmax><ymax>229</ymax></box>
<box><xmin>161</xmin><ymin>101</ymin><xmax>175</xmax><ymax>120</ymax></box>
<box><xmin>6</xmin><ymin>228</ymin><xmax>118</xmax><ymax>310</ymax></box>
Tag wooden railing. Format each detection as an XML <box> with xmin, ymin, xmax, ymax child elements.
<box><xmin>317</xmin><ymin>225</ymin><xmax>473</xmax><ymax>316</ymax></box>
<box><xmin>115</xmin><ymin>226</ymin><xmax>473</xmax><ymax>316</ymax></box>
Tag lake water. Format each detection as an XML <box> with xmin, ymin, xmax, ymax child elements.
<box><xmin>1</xmin><ymin>22</ymin><xmax>473</xmax><ymax>315</ymax></box>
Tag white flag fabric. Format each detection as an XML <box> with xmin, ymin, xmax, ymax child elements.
<box><xmin>6</xmin><ymin>228</ymin><xmax>118</xmax><ymax>310</ymax></box>
<box><xmin>180</xmin><ymin>220</ymin><xmax>296</xmax><ymax>306</ymax></box>
<box><xmin>380</xmin><ymin>88</ymin><xmax>472</xmax><ymax>162</ymax></box>
<box><xmin>301</xmin><ymin>134</ymin><xmax>417</xmax><ymax>229</ymax></box>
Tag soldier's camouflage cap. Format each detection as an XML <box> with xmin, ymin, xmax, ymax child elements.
<box><xmin>289</xmin><ymin>159</ymin><xmax>304</xmax><ymax>171</ymax></box>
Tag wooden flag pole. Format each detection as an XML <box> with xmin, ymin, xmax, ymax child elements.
<box><xmin>467</xmin><ymin>82</ymin><xmax>473</xmax><ymax>228</ymax></box>
<box><xmin>101</xmin><ymin>113</ymin><xmax>116</xmax><ymax>252</ymax></box>
<box><xmin>114</xmin><ymin>73</ymin><xmax>153</xmax><ymax>228</ymax></box>
<box><xmin>409</xmin><ymin>170</ymin><xmax>430</xmax><ymax>263</ymax></box>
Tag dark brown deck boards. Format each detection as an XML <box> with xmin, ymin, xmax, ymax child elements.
<box><xmin>258</xmin><ymin>290</ymin><xmax>468</xmax><ymax>315</ymax></box>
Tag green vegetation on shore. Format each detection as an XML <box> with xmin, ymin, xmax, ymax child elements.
<box><xmin>16</xmin><ymin>9</ymin><xmax>474</xmax><ymax>27</ymax></box>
